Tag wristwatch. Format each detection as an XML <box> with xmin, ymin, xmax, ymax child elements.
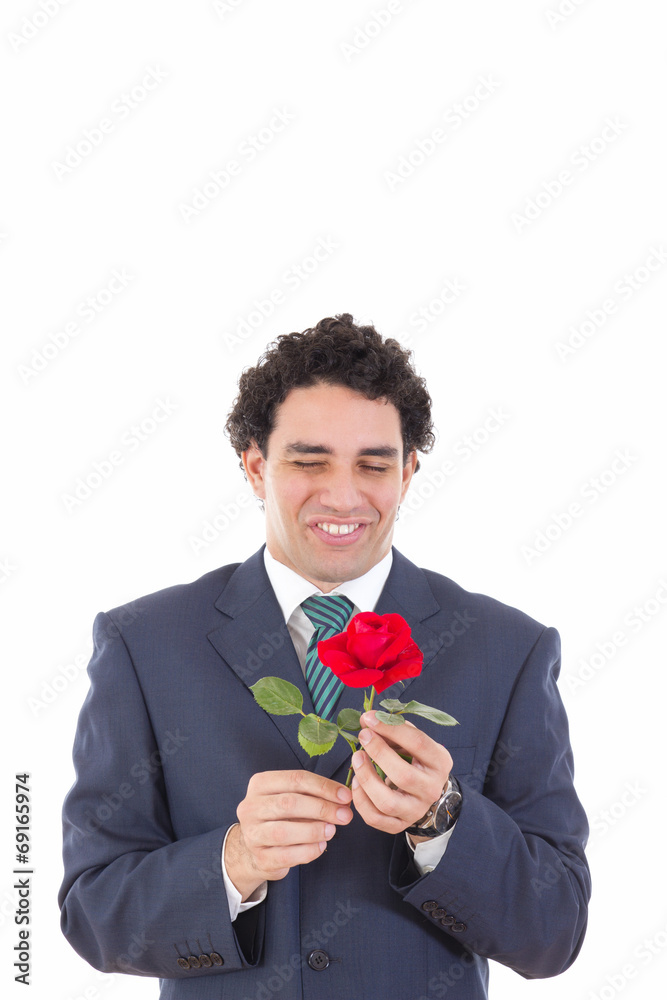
<box><xmin>405</xmin><ymin>776</ymin><xmax>462</xmax><ymax>838</ymax></box>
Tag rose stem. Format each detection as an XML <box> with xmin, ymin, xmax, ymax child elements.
<box><xmin>346</xmin><ymin>688</ymin><xmax>377</xmax><ymax>787</ymax></box>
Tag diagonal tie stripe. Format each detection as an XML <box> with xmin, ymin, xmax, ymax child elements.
<box><xmin>301</xmin><ymin>595</ymin><xmax>354</xmax><ymax>720</ymax></box>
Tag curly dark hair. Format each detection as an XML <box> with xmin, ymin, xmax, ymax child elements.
<box><xmin>225</xmin><ymin>313</ymin><xmax>435</xmax><ymax>472</ymax></box>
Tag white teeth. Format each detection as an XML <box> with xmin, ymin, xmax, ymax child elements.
<box><xmin>316</xmin><ymin>522</ymin><xmax>360</xmax><ymax>535</ymax></box>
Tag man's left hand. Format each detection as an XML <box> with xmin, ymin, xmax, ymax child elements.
<box><xmin>351</xmin><ymin>711</ymin><xmax>452</xmax><ymax>835</ymax></box>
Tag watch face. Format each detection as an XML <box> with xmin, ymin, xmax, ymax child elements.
<box><xmin>434</xmin><ymin>791</ymin><xmax>462</xmax><ymax>833</ymax></box>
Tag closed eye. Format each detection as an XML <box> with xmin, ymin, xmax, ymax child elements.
<box><xmin>292</xmin><ymin>461</ymin><xmax>388</xmax><ymax>473</ymax></box>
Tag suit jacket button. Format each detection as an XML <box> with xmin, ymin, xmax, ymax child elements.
<box><xmin>177</xmin><ymin>958</ymin><xmax>190</xmax><ymax>970</ymax></box>
<box><xmin>307</xmin><ymin>950</ymin><xmax>330</xmax><ymax>971</ymax></box>
<box><xmin>440</xmin><ymin>914</ymin><xmax>455</xmax><ymax>927</ymax></box>
<box><xmin>198</xmin><ymin>954</ymin><xmax>212</xmax><ymax>968</ymax></box>
<box><xmin>187</xmin><ymin>955</ymin><xmax>201</xmax><ymax>968</ymax></box>
<box><xmin>451</xmin><ymin>922</ymin><xmax>467</xmax><ymax>933</ymax></box>
<box><xmin>432</xmin><ymin>907</ymin><xmax>447</xmax><ymax>919</ymax></box>
<box><xmin>421</xmin><ymin>900</ymin><xmax>439</xmax><ymax>912</ymax></box>
<box><xmin>210</xmin><ymin>953</ymin><xmax>224</xmax><ymax>966</ymax></box>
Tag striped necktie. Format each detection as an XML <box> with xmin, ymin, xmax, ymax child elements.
<box><xmin>301</xmin><ymin>594</ymin><xmax>355</xmax><ymax>720</ymax></box>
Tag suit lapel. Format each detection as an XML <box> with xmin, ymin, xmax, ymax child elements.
<box><xmin>207</xmin><ymin>547</ymin><xmax>315</xmax><ymax>768</ymax></box>
<box><xmin>208</xmin><ymin>547</ymin><xmax>446</xmax><ymax>779</ymax></box>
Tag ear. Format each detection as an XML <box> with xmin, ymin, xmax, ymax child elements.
<box><xmin>399</xmin><ymin>450</ymin><xmax>418</xmax><ymax>503</ymax></box>
<box><xmin>241</xmin><ymin>442</ymin><xmax>267</xmax><ymax>500</ymax></box>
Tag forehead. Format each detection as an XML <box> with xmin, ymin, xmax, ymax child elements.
<box><xmin>270</xmin><ymin>383</ymin><xmax>402</xmax><ymax>448</ymax></box>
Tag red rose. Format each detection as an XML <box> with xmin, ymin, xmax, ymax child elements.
<box><xmin>317</xmin><ymin>612</ymin><xmax>423</xmax><ymax>694</ymax></box>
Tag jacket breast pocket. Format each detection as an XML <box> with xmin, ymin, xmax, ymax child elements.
<box><xmin>448</xmin><ymin>745</ymin><xmax>477</xmax><ymax>778</ymax></box>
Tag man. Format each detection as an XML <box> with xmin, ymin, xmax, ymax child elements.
<box><xmin>60</xmin><ymin>314</ymin><xmax>591</xmax><ymax>998</ymax></box>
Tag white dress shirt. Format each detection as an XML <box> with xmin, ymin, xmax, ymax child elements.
<box><xmin>222</xmin><ymin>547</ymin><xmax>454</xmax><ymax>920</ymax></box>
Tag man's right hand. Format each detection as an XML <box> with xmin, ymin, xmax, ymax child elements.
<box><xmin>224</xmin><ymin>770</ymin><xmax>354</xmax><ymax>901</ymax></box>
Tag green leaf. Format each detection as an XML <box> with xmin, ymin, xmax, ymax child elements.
<box><xmin>363</xmin><ymin>691</ymin><xmax>373</xmax><ymax>712</ymax></box>
<box><xmin>250</xmin><ymin>677</ymin><xmax>304</xmax><ymax>715</ymax></box>
<box><xmin>298</xmin><ymin>732</ymin><xmax>337</xmax><ymax>757</ymax></box>
<box><xmin>400</xmin><ymin>701</ymin><xmax>459</xmax><ymax>726</ymax></box>
<box><xmin>299</xmin><ymin>714</ymin><xmax>340</xmax><ymax>745</ymax></box>
<box><xmin>374</xmin><ymin>711</ymin><xmax>406</xmax><ymax>726</ymax></box>
<box><xmin>379</xmin><ymin>698</ymin><xmax>406</xmax><ymax>712</ymax></box>
<box><xmin>337</xmin><ymin>708</ymin><xmax>362</xmax><ymax>732</ymax></box>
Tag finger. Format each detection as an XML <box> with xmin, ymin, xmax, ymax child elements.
<box><xmin>356</xmin><ymin>727</ymin><xmax>444</xmax><ymax>803</ymax></box>
<box><xmin>252</xmin><ymin>840</ymin><xmax>331</xmax><ymax>877</ymax></box>
<box><xmin>360</xmin><ymin>713</ymin><xmax>452</xmax><ymax>772</ymax></box>
<box><xmin>238</xmin><ymin>790</ymin><xmax>353</xmax><ymax>830</ymax></box>
<box><xmin>357</xmin><ymin>727</ymin><xmax>426</xmax><ymax>789</ymax></box>
<box><xmin>351</xmin><ymin>749</ymin><xmax>419</xmax><ymax>825</ymax></box>
<box><xmin>248</xmin><ymin>769</ymin><xmax>353</xmax><ymax>804</ymax></box>
<box><xmin>350</xmin><ymin>771</ymin><xmax>407</xmax><ymax>835</ymax></box>
<box><xmin>260</xmin><ymin>791</ymin><xmax>354</xmax><ymax>825</ymax></box>
<box><xmin>227</xmin><ymin>820</ymin><xmax>328</xmax><ymax>889</ymax></box>
<box><xmin>244</xmin><ymin>818</ymin><xmax>339</xmax><ymax>851</ymax></box>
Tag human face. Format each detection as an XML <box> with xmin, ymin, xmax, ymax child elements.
<box><xmin>242</xmin><ymin>383</ymin><xmax>417</xmax><ymax>592</ymax></box>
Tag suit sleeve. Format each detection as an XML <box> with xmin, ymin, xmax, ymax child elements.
<box><xmin>389</xmin><ymin>626</ymin><xmax>591</xmax><ymax>979</ymax></box>
<box><xmin>58</xmin><ymin>612</ymin><xmax>264</xmax><ymax>979</ymax></box>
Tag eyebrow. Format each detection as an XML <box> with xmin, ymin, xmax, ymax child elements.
<box><xmin>284</xmin><ymin>442</ymin><xmax>400</xmax><ymax>459</ymax></box>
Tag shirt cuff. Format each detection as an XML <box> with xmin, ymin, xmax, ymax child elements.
<box><xmin>405</xmin><ymin>821</ymin><xmax>457</xmax><ymax>874</ymax></box>
<box><xmin>221</xmin><ymin>824</ymin><xmax>268</xmax><ymax>922</ymax></box>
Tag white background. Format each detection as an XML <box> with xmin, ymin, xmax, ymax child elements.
<box><xmin>2</xmin><ymin>1</ymin><xmax>666</xmax><ymax>998</ymax></box>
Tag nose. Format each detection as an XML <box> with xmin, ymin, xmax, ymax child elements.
<box><xmin>318</xmin><ymin>467</ymin><xmax>364</xmax><ymax>512</ymax></box>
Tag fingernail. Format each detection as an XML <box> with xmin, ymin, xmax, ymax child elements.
<box><xmin>363</xmin><ymin>712</ymin><xmax>378</xmax><ymax>727</ymax></box>
<box><xmin>336</xmin><ymin>807</ymin><xmax>351</xmax><ymax>822</ymax></box>
<box><xmin>352</xmin><ymin>751</ymin><xmax>365</xmax><ymax>768</ymax></box>
<box><xmin>337</xmin><ymin>786</ymin><xmax>352</xmax><ymax>803</ymax></box>
<box><xmin>324</xmin><ymin>823</ymin><xmax>335</xmax><ymax>839</ymax></box>
<box><xmin>351</xmin><ymin>776</ymin><xmax>358</xmax><ymax>789</ymax></box>
<box><xmin>319</xmin><ymin>841</ymin><xmax>327</xmax><ymax>852</ymax></box>
<box><xmin>358</xmin><ymin>729</ymin><xmax>371</xmax><ymax>745</ymax></box>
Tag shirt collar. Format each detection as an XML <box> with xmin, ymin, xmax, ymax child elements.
<box><xmin>263</xmin><ymin>546</ymin><xmax>393</xmax><ymax>623</ymax></box>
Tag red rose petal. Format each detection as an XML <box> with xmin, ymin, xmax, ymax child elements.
<box><xmin>347</xmin><ymin>632</ymin><xmax>395</xmax><ymax>669</ymax></box>
<box><xmin>329</xmin><ymin>665</ymin><xmax>384</xmax><ymax>688</ymax></box>
<box><xmin>374</xmin><ymin>627</ymin><xmax>412</xmax><ymax>668</ymax></box>
<box><xmin>315</xmin><ymin>611</ymin><xmax>424</xmax><ymax>692</ymax></box>
<box><xmin>373</xmin><ymin>658</ymin><xmax>422</xmax><ymax>692</ymax></box>
<box><xmin>348</xmin><ymin>612</ymin><xmax>385</xmax><ymax>635</ymax></box>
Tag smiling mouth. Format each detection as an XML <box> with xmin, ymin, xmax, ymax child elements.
<box><xmin>309</xmin><ymin>521</ymin><xmax>367</xmax><ymax>545</ymax></box>
<box><xmin>316</xmin><ymin>522</ymin><xmax>360</xmax><ymax>535</ymax></box>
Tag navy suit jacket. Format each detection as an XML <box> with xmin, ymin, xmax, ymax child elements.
<box><xmin>59</xmin><ymin>546</ymin><xmax>590</xmax><ymax>999</ymax></box>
